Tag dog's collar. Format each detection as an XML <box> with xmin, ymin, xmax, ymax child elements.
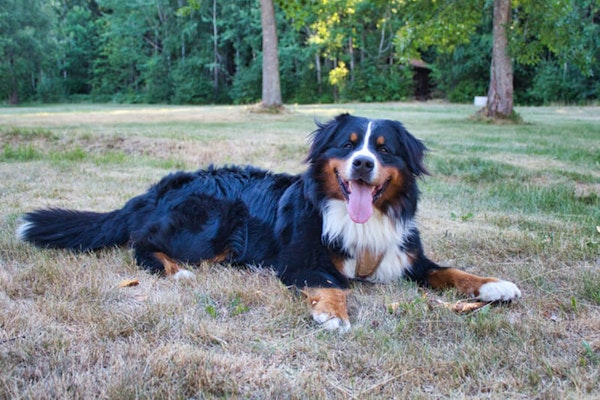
<box><xmin>355</xmin><ymin>250</ymin><xmax>384</xmax><ymax>279</ymax></box>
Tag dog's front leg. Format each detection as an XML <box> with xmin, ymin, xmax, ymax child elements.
<box><xmin>301</xmin><ymin>287</ymin><xmax>351</xmax><ymax>333</ymax></box>
<box><xmin>428</xmin><ymin>267</ymin><xmax>521</xmax><ymax>302</ymax></box>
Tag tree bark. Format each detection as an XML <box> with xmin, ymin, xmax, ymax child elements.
<box><xmin>486</xmin><ymin>0</ymin><xmax>513</xmax><ymax>118</ymax></box>
<box><xmin>212</xmin><ymin>0</ymin><xmax>219</xmax><ymax>99</ymax></box>
<box><xmin>259</xmin><ymin>0</ymin><xmax>282</xmax><ymax>108</ymax></box>
<box><xmin>348</xmin><ymin>36</ymin><xmax>354</xmax><ymax>83</ymax></box>
<box><xmin>315</xmin><ymin>53</ymin><xmax>322</xmax><ymax>96</ymax></box>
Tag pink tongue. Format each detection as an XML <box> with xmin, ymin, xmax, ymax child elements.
<box><xmin>347</xmin><ymin>181</ymin><xmax>373</xmax><ymax>224</ymax></box>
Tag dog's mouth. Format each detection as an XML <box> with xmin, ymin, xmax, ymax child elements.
<box><xmin>336</xmin><ymin>170</ymin><xmax>390</xmax><ymax>224</ymax></box>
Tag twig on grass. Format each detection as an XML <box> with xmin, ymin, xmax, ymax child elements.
<box><xmin>0</xmin><ymin>335</ymin><xmax>26</xmax><ymax>345</ymax></box>
<box><xmin>353</xmin><ymin>369</ymin><xmax>416</xmax><ymax>399</ymax></box>
<box><xmin>330</xmin><ymin>369</ymin><xmax>417</xmax><ymax>399</ymax></box>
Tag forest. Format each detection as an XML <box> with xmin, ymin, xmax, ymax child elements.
<box><xmin>1</xmin><ymin>0</ymin><xmax>599</xmax><ymax>106</ymax></box>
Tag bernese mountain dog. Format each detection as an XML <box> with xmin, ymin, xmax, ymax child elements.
<box><xmin>17</xmin><ymin>113</ymin><xmax>521</xmax><ymax>332</ymax></box>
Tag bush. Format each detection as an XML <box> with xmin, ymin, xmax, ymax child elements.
<box><xmin>431</xmin><ymin>33</ymin><xmax>491</xmax><ymax>103</ymax></box>
<box><xmin>527</xmin><ymin>61</ymin><xmax>598</xmax><ymax>105</ymax></box>
<box><xmin>143</xmin><ymin>56</ymin><xmax>173</xmax><ymax>104</ymax></box>
<box><xmin>171</xmin><ymin>60</ymin><xmax>215</xmax><ymax>105</ymax></box>
<box><xmin>229</xmin><ymin>58</ymin><xmax>261</xmax><ymax>105</ymax></box>
<box><xmin>343</xmin><ymin>66</ymin><xmax>413</xmax><ymax>102</ymax></box>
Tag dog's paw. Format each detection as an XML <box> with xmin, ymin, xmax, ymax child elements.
<box><xmin>302</xmin><ymin>287</ymin><xmax>351</xmax><ymax>333</ymax></box>
<box><xmin>173</xmin><ymin>268</ymin><xmax>195</xmax><ymax>280</ymax></box>
<box><xmin>478</xmin><ymin>280</ymin><xmax>521</xmax><ymax>302</ymax></box>
<box><xmin>312</xmin><ymin>311</ymin><xmax>351</xmax><ymax>333</ymax></box>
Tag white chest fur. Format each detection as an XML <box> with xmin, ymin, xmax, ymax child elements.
<box><xmin>322</xmin><ymin>200</ymin><xmax>415</xmax><ymax>283</ymax></box>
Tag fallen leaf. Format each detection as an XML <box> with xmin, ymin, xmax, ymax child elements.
<box><xmin>431</xmin><ymin>298</ymin><xmax>489</xmax><ymax>314</ymax></box>
<box><xmin>119</xmin><ymin>279</ymin><xmax>139</xmax><ymax>288</ymax></box>
<box><xmin>450</xmin><ymin>300</ymin><xmax>489</xmax><ymax>313</ymax></box>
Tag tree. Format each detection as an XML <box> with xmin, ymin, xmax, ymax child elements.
<box><xmin>394</xmin><ymin>0</ymin><xmax>600</xmax><ymax>119</ymax></box>
<box><xmin>485</xmin><ymin>0</ymin><xmax>513</xmax><ymax>118</ymax></box>
<box><xmin>0</xmin><ymin>0</ymin><xmax>56</xmax><ymax>104</ymax></box>
<box><xmin>278</xmin><ymin>0</ymin><xmax>415</xmax><ymax>102</ymax></box>
<box><xmin>2</xmin><ymin>0</ymin><xmax>597</xmax><ymax>106</ymax></box>
<box><xmin>259</xmin><ymin>0</ymin><xmax>282</xmax><ymax>108</ymax></box>
<box><xmin>55</xmin><ymin>2</ymin><xmax>101</xmax><ymax>96</ymax></box>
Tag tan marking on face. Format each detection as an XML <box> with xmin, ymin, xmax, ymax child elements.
<box><xmin>350</xmin><ymin>132</ymin><xmax>358</xmax><ymax>143</ymax></box>
<box><xmin>323</xmin><ymin>158</ymin><xmax>349</xmax><ymax>200</ymax></box>
<box><xmin>376</xmin><ymin>136</ymin><xmax>385</xmax><ymax>146</ymax></box>
<box><xmin>373</xmin><ymin>165</ymin><xmax>403</xmax><ymax>207</ymax></box>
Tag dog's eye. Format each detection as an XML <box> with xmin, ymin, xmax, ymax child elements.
<box><xmin>343</xmin><ymin>142</ymin><xmax>354</xmax><ymax>149</ymax></box>
<box><xmin>378</xmin><ymin>146</ymin><xmax>390</xmax><ymax>154</ymax></box>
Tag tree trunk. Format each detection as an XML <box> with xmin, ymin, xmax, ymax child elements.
<box><xmin>485</xmin><ymin>0</ymin><xmax>513</xmax><ymax>118</ymax></box>
<box><xmin>259</xmin><ymin>0</ymin><xmax>282</xmax><ymax>108</ymax></box>
<box><xmin>212</xmin><ymin>0</ymin><xmax>219</xmax><ymax>99</ymax></box>
<box><xmin>348</xmin><ymin>36</ymin><xmax>354</xmax><ymax>83</ymax></box>
<box><xmin>315</xmin><ymin>53</ymin><xmax>322</xmax><ymax>96</ymax></box>
<box><xmin>9</xmin><ymin>83</ymin><xmax>19</xmax><ymax>105</ymax></box>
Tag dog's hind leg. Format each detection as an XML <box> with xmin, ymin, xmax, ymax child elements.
<box><xmin>153</xmin><ymin>252</ymin><xmax>195</xmax><ymax>279</ymax></box>
<box><xmin>131</xmin><ymin>195</ymin><xmax>251</xmax><ymax>277</ymax></box>
<box><xmin>132</xmin><ymin>241</ymin><xmax>194</xmax><ymax>279</ymax></box>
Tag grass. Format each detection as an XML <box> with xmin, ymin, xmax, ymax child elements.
<box><xmin>1</xmin><ymin>102</ymin><xmax>599</xmax><ymax>398</ymax></box>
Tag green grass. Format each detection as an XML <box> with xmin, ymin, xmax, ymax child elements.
<box><xmin>1</xmin><ymin>103</ymin><xmax>599</xmax><ymax>399</ymax></box>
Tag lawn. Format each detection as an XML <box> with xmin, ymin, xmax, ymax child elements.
<box><xmin>1</xmin><ymin>103</ymin><xmax>599</xmax><ymax>399</ymax></box>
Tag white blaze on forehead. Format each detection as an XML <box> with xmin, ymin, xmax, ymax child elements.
<box><xmin>345</xmin><ymin>121</ymin><xmax>378</xmax><ymax>179</ymax></box>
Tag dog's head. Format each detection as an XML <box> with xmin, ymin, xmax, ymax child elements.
<box><xmin>306</xmin><ymin>113</ymin><xmax>428</xmax><ymax>223</ymax></box>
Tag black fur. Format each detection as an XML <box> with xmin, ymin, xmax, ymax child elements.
<box><xmin>18</xmin><ymin>114</ymin><xmax>441</xmax><ymax>290</ymax></box>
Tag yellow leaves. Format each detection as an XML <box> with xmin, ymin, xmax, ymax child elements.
<box><xmin>329</xmin><ymin>61</ymin><xmax>349</xmax><ymax>86</ymax></box>
<box><xmin>305</xmin><ymin>0</ymin><xmax>360</xmax><ymax>50</ymax></box>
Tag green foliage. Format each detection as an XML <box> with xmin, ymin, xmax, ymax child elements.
<box><xmin>528</xmin><ymin>61</ymin><xmax>600</xmax><ymax>105</ymax></box>
<box><xmin>431</xmin><ymin>29</ymin><xmax>492</xmax><ymax>103</ymax></box>
<box><xmin>344</xmin><ymin>65</ymin><xmax>413</xmax><ymax>102</ymax></box>
<box><xmin>230</xmin><ymin>62</ymin><xmax>261</xmax><ymax>105</ymax></box>
<box><xmin>58</xmin><ymin>4</ymin><xmax>101</xmax><ymax>96</ymax></box>
<box><xmin>392</xmin><ymin>0</ymin><xmax>600</xmax><ymax>105</ymax></box>
<box><xmin>171</xmin><ymin>59</ymin><xmax>215</xmax><ymax>104</ymax></box>
<box><xmin>0</xmin><ymin>0</ymin><xmax>57</xmax><ymax>104</ymax></box>
<box><xmin>394</xmin><ymin>0</ymin><xmax>486</xmax><ymax>63</ymax></box>
<box><xmin>143</xmin><ymin>56</ymin><xmax>174</xmax><ymax>104</ymax></box>
<box><xmin>0</xmin><ymin>0</ymin><xmax>598</xmax><ymax>105</ymax></box>
<box><xmin>510</xmin><ymin>0</ymin><xmax>600</xmax><ymax>76</ymax></box>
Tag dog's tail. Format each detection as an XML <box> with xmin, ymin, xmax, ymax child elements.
<box><xmin>16</xmin><ymin>194</ymin><xmax>152</xmax><ymax>251</ymax></box>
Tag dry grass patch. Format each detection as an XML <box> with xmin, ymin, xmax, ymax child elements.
<box><xmin>1</xmin><ymin>103</ymin><xmax>599</xmax><ymax>398</ymax></box>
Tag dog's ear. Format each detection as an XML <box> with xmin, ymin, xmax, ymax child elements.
<box><xmin>305</xmin><ymin>113</ymin><xmax>351</xmax><ymax>164</ymax></box>
<box><xmin>392</xmin><ymin>121</ymin><xmax>429</xmax><ymax>177</ymax></box>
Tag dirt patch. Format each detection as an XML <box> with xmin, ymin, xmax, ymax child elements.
<box><xmin>0</xmin><ymin>105</ymin><xmax>294</xmax><ymax>128</ymax></box>
<box><xmin>1</xmin><ymin>129</ymin><xmax>307</xmax><ymax>173</ymax></box>
<box><xmin>487</xmin><ymin>152</ymin><xmax>600</xmax><ymax>181</ymax></box>
<box><xmin>574</xmin><ymin>182</ymin><xmax>600</xmax><ymax>198</ymax></box>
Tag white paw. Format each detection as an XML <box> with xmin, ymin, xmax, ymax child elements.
<box><xmin>478</xmin><ymin>280</ymin><xmax>521</xmax><ymax>302</ymax></box>
<box><xmin>172</xmin><ymin>269</ymin><xmax>195</xmax><ymax>280</ymax></box>
<box><xmin>312</xmin><ymin>312</ymin><xmax>351</xmax><ymax>333</ymax></box>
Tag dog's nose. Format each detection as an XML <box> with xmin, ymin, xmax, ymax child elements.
<box><xmin>352</xmin><ymin>156</ymin><xmax>374</xmax><ymax>175</ymax></box>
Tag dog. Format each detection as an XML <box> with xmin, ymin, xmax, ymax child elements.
<box><xmin>17</xmin><ymin>113</ymin><xmax>521</xmax><ymax>332</ymax></box>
